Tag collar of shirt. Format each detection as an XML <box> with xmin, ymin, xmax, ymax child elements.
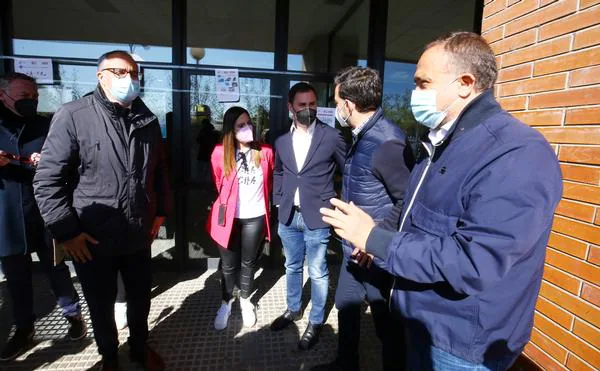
<box><xmin>428</xmin><ymin>119</ymin><xmax>456</xmax><ymax>146</ymax></box>
<box><xmin>290</xmin><ymin>120</ymin><xmax>316</xmax><ymax>136</ymax></box>
<box><xmin>351</xmin><ymin>115</ymin><xmax>374</xmax><ymax>138</ymax></box>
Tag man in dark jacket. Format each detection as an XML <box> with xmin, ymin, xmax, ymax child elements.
<box><xmin>0</xmin><ymin>73</ymin><xmax>86</xmax><ymax>361</ymax></box>
<box><xmin>33</xmin><ymin>51</ymin><xmax>171</xmax><ymax>371</ymax></box>
<box><xmin>314</xmin><ymin>67</ymin><xmax>412</xmax><ymax>371</ymax></box>
<box><xmin>321</xmin><ymin>32</ymin><xmax>562</xmax><ymax>370</ymax></box>
<box><xmin>270</xmin><ymin>82</ymin><xmax>347</xmax><ymax>350</ymax></box>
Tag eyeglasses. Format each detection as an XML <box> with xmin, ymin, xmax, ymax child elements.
<box><xmin>102</xmin><ymin>68</ymin><xmax>142</xmax><ymax>80</ymax></box>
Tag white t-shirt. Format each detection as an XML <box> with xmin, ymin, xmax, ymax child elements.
<box><xmin>235</xmin><ymin>150</ymin><xmax>266</xmax><ymax>219</ymax></box>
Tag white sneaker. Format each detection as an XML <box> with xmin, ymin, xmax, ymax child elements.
<box><xmin>114</xmin><ymin>302</ymin><xmax>128</xmax><ymax>330</ymax></box>
<box><xmin>240</xmin><ymin>297</ymin><xmax>256</xmax><ymax>328</ymax></box>
<box><xmin>214</xmin><ymin>299</ymin><xmax>234</xmax><ymax>330</ymax></box>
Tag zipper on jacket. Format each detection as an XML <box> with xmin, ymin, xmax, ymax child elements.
<box><xmin>389</xmin><ymin>142</ymin><xmax>436</xmax><ymax>311</ymax></box>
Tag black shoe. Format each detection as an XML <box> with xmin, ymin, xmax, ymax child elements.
<box><xmin>67</xmin><ymin>314</ymin><xmax>87</xmax><ymax>341</ymax></box>
<box><xmin>0</xmin><ymin>326</ymin><xmax>35</xmax><ymax>361</ymax></box>
<box><xmin>298</xmin><ymin>322</ymin><xmax>321</xmax><ymax>350</ymax></box>
<box><xmin>129</xmin><ymin>345</ymin><xmax>166</xmax><ymax>371</ymax></box>
<box><xmin>100</xmin><ymin>357</ymin><xmax>119</xmax><ymax>371</ymax></box>
<box><xmin>270</xmin><ymin>309</ymin><xmax>302</xmax><ymax>331</ymax></box>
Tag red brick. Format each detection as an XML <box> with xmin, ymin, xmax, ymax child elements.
<box><xmin>512</xmin><ymin>109</ymin><xmax>562</xmax><ymax>126</ymax></box>
<box><xmin>530</xmin><ymin>327</ymin><xmax>568</xmax><ymax>364</ymax></box>
<box><xmin>490</xmin><ymin>29</ymin><xmax>537</xmax><ymax>55</ymax></box>
<box><xmin>497</xmin><ymin>63</ymin><xmax>533</xmax><ymax>83</ymax></box>
<box><xmin>505</xmin><ymin>0</ymin><xmax>578</xmax><ymax>36</ymax></box>
<box><xmin>508</xmin><ymin>0</ymin><xmax>522</xmax><ymax>6</ymax></box>
<box><xmin>581</xmin><ymin>283</ymin><xmax>600</xmax><ymax>306</ymax></box>
<box><xmin>552</xmin><ymin>214</ymin><xmax>600</xmax><ymax>244</ymax></box>
<box><xmin>596</xmin><ymin>209</ymin><xmax>600</xmax><ymax>225</ymax></box>
<box><xmin>569</xmin><ymin>65</ymin><xmax>600</xmax><ymax>87</ymax></box>
<box><xmin>562</xmin><ymin>181</ymin><xmax>600</xmax><ymax>204</ymax></box>
<box><xmin>560</xmin><ymin>164</ymin><xmax>600</xmax><ymax>185</ymax></box>
<box><xmin>503</xmin><ymin>36</ymin><xmax>571</xmax><ymax>68</ymax></box>
<box><xmin>589</xmin><ymin>245</ymin><xmax>599</xmax><ymax>264</ymax></box>
<box><xmin>536</xmin><ymin>295</ymin><xmax>574</xmax><ymax>329</ymax></box>
<box><xmin>581</xmin><ymin>0</ymin><xmax>600</xmax><ymax>10</ymax></box>
<box><xmin>534</xmin><ymin>46</ymin><xmax>600</xmax><ymax>76</ymax></box>
<box><xmin>498</xmin><ymin>96</ymin><xmax>527</xmax><ymax>111</ymax></box>
<box><xmin>539</xmin><ymin>127</ymin><xmax>600</xmax><ymax>145</ymax></box>
<box><xmin>566</xmin><ymin>354</ymin><xmax>596</xmax><ymax>371</ymax></box>
<box><xmin>546</xmin><ymin>248</ymin><xmax>600</xmax><ymax>286</ymax></box>
<box><xmin>483</xmin><ymin>26</ymin><xmax>505</xmax><ymax>44</ymax></box>
<box><xmin>548</xmin><ymin>231</ymin><xmax>590</xmax><ymax>258</ymax></box>
<box><xmin>499</xmin><ymin>73</ymin><xmax>566</xmax><ymax>97</ymax></box>
<box><xmin>523</xmin><ymin>342</ymin><xmax>566</xmax><ymax>371</ymax></box>
<box><xmin>554</xmin><ymin>199</ymin><xmax>596</xmax><ymax>222</ymax></box>
<box><xmin>482</xmin><ymin>0</ymin><xmax>538</xmax><ymax>32</ymax></box>
<box><xmin>573</xmin><ymin>319</ymin><xmax>600</xmax><ymax>349</ymax></box>
<box><xmin>566</xmin><ymin>107</ymin><xmax>600</xmax><ymax>125</ymax></box>
<box><xmin>541</xmin><ymin>0</ymin><xmax>559</xmax><ymax>6</ymax></box>
<box><xmin>539</xmin><ymin>5</ymin><xmax>600</xmax><ymax>41</ymax></box>
<box><xmin>574</xmin><ymin>25</ymin><xmax>600</xmax><ymax>49</ymax></box>
<box><xmin>534</xmin><ymin>313</ymin><xmax>600</xmax><ymax>369</ymax></box>
<box><xmin>529</xmin><ymin>87</ymin><xmax>600</xmax><ymax>109</ymax></box>
<box><xmin>543</xmin><ymin>263</ymin><xmax>583</xmax><ymax>294</ymax></box>
<box><xmin>559</xmin><ymin>146</ymin><xmax>600</xmax><ymax>166</ymax></box>
<box><xmin>483</xmin><ymin>0</ymin><xmax>505</xmax><ymax>18</ymax></box>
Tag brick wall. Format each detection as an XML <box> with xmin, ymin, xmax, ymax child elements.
<box><xmin>482</xmin><ymin>0</ymin><xmax>600</xmax><ymax>370</ymax></box>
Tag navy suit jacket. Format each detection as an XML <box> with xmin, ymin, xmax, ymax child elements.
<box><xmin>273</xmin><ymin>120</ymin><xmax>347</xmax><ymax>229</ymax></box>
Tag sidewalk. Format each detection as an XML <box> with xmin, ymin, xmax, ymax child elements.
<box><xmin>0</xmin><ymin>264</ymin><xmax>383</xmax><ymax>370</ymax></box>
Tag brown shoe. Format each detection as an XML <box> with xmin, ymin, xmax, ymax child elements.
<box><xmin>129</xmin><ymin>345</ymin><xmax>165</xmax><ymax>371</ymax></box>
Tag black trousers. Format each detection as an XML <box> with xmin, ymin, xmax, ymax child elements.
<box><xmin>218</xmin><ymin>215</ymin><xmax>266</xmax><ymax>301</ymax></box>
<box><xmin>73</xmin><ymin>247</ymin><xmax>152</xmax><ymax>359</ymax></box>
<box><xmin>334</xmin><ymin>254</ymin><xmax>406</xmax><ymax>371</ymax></box>
<box><xmin>0</xmin><ymin>240</ymin><xmax>80</xmax><ymax>329</ymax></box>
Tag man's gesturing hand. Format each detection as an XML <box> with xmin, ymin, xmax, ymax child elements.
<box><xmin>320</xmin><ymin>198</ymin><xmax>375</xmax><ymax>253</ymax></box>
<box><xmin>63</xmin><ymin>233</ymin><xmax>98</xmax><ymax>263</ymax></box>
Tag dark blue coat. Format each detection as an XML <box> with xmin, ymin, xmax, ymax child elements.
<box><xmin>273</xmin><ymin>120</ymin><xmax>346</xmax><ymax>229</ymax></box>
<box><xmin>0</xmin><ymin>108</ymin><xmax>49</xmax><ymax>257</ymax></box>
<box><xmin>367</xmin><ymin>91</ymin><xmax>562</xmax><ymax>364</ymax></box>
<box><xmin>341</xmin><ymin>108</ymin><xmax>411</xmax><ymax>269</ymax></box>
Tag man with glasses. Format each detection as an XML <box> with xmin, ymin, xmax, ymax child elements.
<box><xmin>34</xmin><ymin>51</ymin><xmax>171</xmax><ymax>371</ymax></box>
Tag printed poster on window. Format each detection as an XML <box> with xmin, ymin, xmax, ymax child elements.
<box><xmin>215</xmin><ymin>69</ymin><xmax>240</xmax><ymax>102</ymax></box>
<box><xmin>317</xmin><ymin>107</ymin><xmax>336</xmax><ymax>127</ymax></box>
<box><xmin>14</xmin><ymin>58</ymin><xmax>54</xmax><ymax>84</ymax></box>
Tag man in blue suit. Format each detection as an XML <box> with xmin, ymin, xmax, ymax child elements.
<box><xmin>270</xmin><ymin>82</ymin><xmax>346</xmax><ymax>350</ymax></box>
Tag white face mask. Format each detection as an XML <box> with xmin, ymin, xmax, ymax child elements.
<box><xmin>410</xmin><ymin>78</ymin><xmax>460</xmax><ymax>130</ymax></box>
<box><xmin>335</xmin><ymin>101</ymin><xmax>350</xmax><ymax>127</ymax></box>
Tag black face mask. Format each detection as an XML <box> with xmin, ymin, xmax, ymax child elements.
<box><xmin>295</xmin><ymin>107</ymin><xmax>317</xmax><ymax>126</ymax></box>
<box><xmin>14</xmin><ymin>98</ymin><xmax>38</xmax><ymax>118</ymax></box>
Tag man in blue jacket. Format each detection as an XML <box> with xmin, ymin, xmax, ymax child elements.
<box><xmin>314</xmin><ymin>66</ymin><xmax>412</xmax><ymax>371</ymax></box>
<box><xmin>270</xmin><ymin>82</ymin><xmax>346</xmax><ymax>350</ymax></box>
<box><xmin>321</xmin><ymin>32</ymin><xmax>562</xmax><ymax>370</ymax></box>
<box><xmin>0</xmin><ymin>73</ymin><xmax>86</xmax><ymax>361</ymax></box>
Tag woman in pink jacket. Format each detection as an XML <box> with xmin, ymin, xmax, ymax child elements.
<box><xmin>207</xmin><ymin>106</ymin><xmax>273</xmax><ymax>330</ymax></box>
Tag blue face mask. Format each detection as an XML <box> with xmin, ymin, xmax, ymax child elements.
<box><xmin>410</xmin><ymin>79</ymin><xmax>460</xmax><ymax>130</ymax></box>
<box><xmin>110</xmin><ymin>75</ymin><xmax>140</xmax><ymax>105</ymax></box>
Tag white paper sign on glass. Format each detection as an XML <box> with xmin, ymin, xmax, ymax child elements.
<box><xmin>14</xmin><ymin>58</ymin><xmax>54</xmax><ymax>84</ymax></box>
<box><xmin>317</xmin><ymin>107</ymin><xmax>336</xmax><ymax>127</ymax></box>
<box><xmin>215</xmin><ymin>69</ymin><xmax>240</xmax><ymax>103</ymax></box>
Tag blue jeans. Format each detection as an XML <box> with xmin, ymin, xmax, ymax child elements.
<box><xmin>278</xmin><ymin>210</ymin><xmax>330</xmax><ymax>325</ymax></box>
<box><xmin>408</xmin><ymin>340</ymin><xmax>518</xmax><ymax>371</ymax></box>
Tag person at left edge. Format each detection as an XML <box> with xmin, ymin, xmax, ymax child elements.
<box><xmin>0</xmin><ymin>72</ymin><xmax>86</xmax><ymax>362</ymax></box>
<box><xmin>33</xmin><ymin>50</ymin><xmax>171</xmax><ymax>371</ymax></box>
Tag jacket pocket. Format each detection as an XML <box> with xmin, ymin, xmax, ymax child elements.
<box><xmin>410</xmin><ymin>201</ymin><xmax>458</xmax><ymax>237</ymax></box>
<box><xmin>320</xmin><ymin>191</ymin><xmax>336</xmax><ymax>201</ymax></box>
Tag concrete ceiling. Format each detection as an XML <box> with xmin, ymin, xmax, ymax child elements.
<box><xmin>12</xmin><ymin>0</ymin><xmax>476</xmax><ymax>63</ymax></box>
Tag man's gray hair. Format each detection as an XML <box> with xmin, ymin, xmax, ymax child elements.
<box><xmin>425</xmin><ymin>32</ymin><xmax>498</xmax><ymax>91</ymax></box>
<box><xmin>0</xmin><ymin>72</ymin><xmax>37</xmax><ymax>92</ymax></box>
